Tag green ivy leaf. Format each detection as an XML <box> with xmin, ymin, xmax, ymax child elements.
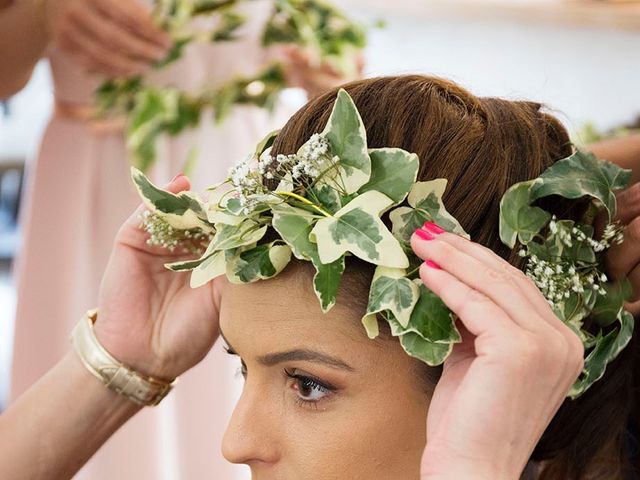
<box><xmin>360</xmin><ymin>148</ymin><xmax>419</xmax><ymax>205</ymax></box>
<box><xmin>568</xmin><ymin>309</ymin><xmax>634</xmax><ymax>398</ymax></box>
<box><xmin>272</xmin><ymin>204</ymin><xmax>319</xmax><ymax>261</ymax></box>
<box><xmin>321</xmin><ymin>89</ymin><xmax>371</xmax><ymax>194</ymax></box>
<box><xmin>272</xmin><ymin>203</ymin><xmax>344</xmax><ymax>311</ymax></box>
<box><xmin>311</xmin><ymin>191</ymin><xmax>408</xmax><ymax>268</ymax></box>
<box><xmin>591</xmin><ymin>279</ymin><xmax>633</xmax><ymax>327</ymax></box>
<box><xmin>362</xmin><ymin>267</ymin><xmax>420</xmax><ymax>336</ymax></box>
<box><xmin>313</xmin><ymin>256</ymin><xmax>346</xmax><ymax>313</ymax></box>
<box><xmin>226</xmin><ymin>242</ymin><xmax>292</xmax><ymax>283</ymax></box>
<box><xmin>533</xmin><ymin>150</ymin><xmax>632</xmax><ymax>221</ymax></box>
<box><xmin>310</xmin><ymin>184</ymin><xmax>342</xmax><ymax>215</ymax></box>
<box><xmin>389</xmin><ymin>180</ymin><xmax>467</xmax><ymax>244</ymax></box>
<box><xmin>131</xmin><ymin>167</ymin><xmax>212</xmax><ymax>231</ymax></box>
<box><xmin>398</xmin><ymin>331</ymin><xmax>453</xmax><ymax>366</ymax></box>
<box><xmin>209</xmin><ymin>220</ymin><xmax>267</xmax><ymax>252</ymax></box>
<box><xmin>499</xmin><ymin>179</ymin><xmax>550</xmax><ymax>248</ymax></box>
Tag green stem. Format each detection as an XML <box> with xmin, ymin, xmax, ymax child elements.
<box><xmin>274</xmin><ymin>191</ymin><xmax>332</xmax><ymax>218</ymax></box>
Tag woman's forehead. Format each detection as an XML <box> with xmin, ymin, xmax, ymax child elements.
<box><xmin>218</xmin><ymin>266</ymin><xmax>390</xmax><ymax>366</ymax></box>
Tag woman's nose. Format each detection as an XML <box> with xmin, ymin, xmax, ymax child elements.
<box><xmin>221</xmin><ymin>383</ymin><xmax>281</xmax><ymax>466</ymax></box>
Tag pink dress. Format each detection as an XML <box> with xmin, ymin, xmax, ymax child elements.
<box><xmin>10</xmin><ymin>3</ymin><xmax>293</xmax><ymax>478</ymax></box>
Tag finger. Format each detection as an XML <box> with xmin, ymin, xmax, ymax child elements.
<box><xmin>614</xmin><ymin>182</ymin><xmax>640</xmax><ymax>225</ymax></box>
<box><xmin>72</xmin><ymin>3</ymin><xmax>168</xmax><ymax>62</ymax></box>
<box><xmin>430</xmin><ymin>225</ymin><xmax>554</xmax><ymax>322</ymax></box>
<box><xmin>59</xmin><ymin>21</ymin><xmax>149</xmax><ymax>76</ymax></box>
<box><xmin>91</xmin><ymin>0</ymin><xmax>171</xmax><ymax>48</ymax></box>
<box><xmin>411</xmin><ymin>231</ymin><xmax>549</xmax><ymax>334</ymax></box>
<box><xmin>606</xmin><ymin>216</ymin><xmax>640</xmax><ymax>285</ymax></box>
<box><xmin>69</xmin><ymin>24</ymin><xmax>149</xmax><ymax>76</ymax></box>
<box><xmin>417</xmin><ymin>260</ymin><xmax>516</xmax><ymax>338</ymax></box>
<box><xmin>57</xmin><ymin>32</ymin><xmax>130</xmax><ymax>77</ymax></box>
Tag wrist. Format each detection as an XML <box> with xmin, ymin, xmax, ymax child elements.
<box><xmin>93</xmin><ymin>309</ymin><xmax>175</xmax><ymax>381</ymax></box>
<box><xmin>421</xmin><ymin>446</ymin><xmax>513</xmax><ymax>480</ymax></box>
<box><xmin>64</xmin><ymin>351</ymin><xmax>143</xmax><ymax>417</ymax></box>
<box><xmin>72</xmin><ymin>310</ymin><xmax>175</xmax><ymax>406</ymax></box>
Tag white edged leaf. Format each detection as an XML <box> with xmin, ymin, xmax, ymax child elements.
<box><xmin>568</xmin><ymin>309</ymin><xmax>634</xmax><ymax>398</ymax></box>
<box><xmin>272</xmin><ymin>203</ymin><xmax>345</xmax><ymax>312</ymax></box>
<box><xmin>360</xmin><ymin>148</ymin><xmax>419</xmax><ymax>205</ymax></box>
<box><xmin>310</xmin><ymin>191</ymin><xmax>409</xmax><ymax>268</ymax></box>
<box><xmin>533</xmin><ymin>150</ymin><xmax>632</xmax><ymax>222</ymax></box>
<box><xmin>362</xmin><ymin>267</ymin><xmax>420</xmax><ymax>337</ymax></box>
<box><xmin>389</xmin><ymin>179</ymin><xmax>467</xmax><ymax>243</ymax></box>
<box><xmin>313</xmin><ymin>256</ymin><xmax>346</xmax><ymax>312</ymax></box>
<box><xmin>321</xmin><ymin>89</ymin><xmax>371</xmax><ymax>194</ymax></box>
<box><xmin>190</xmin><ymin>251</ymin><xmax>226</xmax><ymax>288</ymax></box>
<box><xmin>225</xmin><ymin>242</ymin><xmax>292</xmax><ymax>284</ymax></box>
<box><xmin>209</xmin><ymin>220</ymin><xmax>268</xmax><ymax>252</ymax></box>
<box><xmin>132</xmin><ymin>167</ymin><xmax>212</xmax><ymax>232</ymax></box>
<box><xmin>499</xmin><ymin>179</ymin><xmax>549</xmax><ymax>248</ymax></box>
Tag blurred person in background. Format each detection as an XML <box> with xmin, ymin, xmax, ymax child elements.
<box><xmin>0</xmin><ymin>0</ymin><xmax>355</xmax><ymax>477</ymax></box>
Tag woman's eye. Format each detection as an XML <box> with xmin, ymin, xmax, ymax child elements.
<box><xmin>284</xmin><ymin>369</ymin><xmax>335</xmax><ymax>404</ymax></box>
<box><xmin>295</xmin><ymin>377</ymin><xmax>330</xmax><ymax>401</ymax></box>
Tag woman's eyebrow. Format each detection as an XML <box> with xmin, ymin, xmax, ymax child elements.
<box><xmin>257</xmin><ymin>349</ymin><xmax>355</xmax><ymax>372</ymax></box>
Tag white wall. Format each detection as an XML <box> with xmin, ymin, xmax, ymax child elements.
<box><xmin>353</xmin><ymin>7</ymin><xmax>640</xmax><ymax>136</ymax></box>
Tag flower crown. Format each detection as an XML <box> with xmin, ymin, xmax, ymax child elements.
<box><xmin>133</xmin><ymin>89</ymin><xmax>634</xmax><ymax>398</ymax></box>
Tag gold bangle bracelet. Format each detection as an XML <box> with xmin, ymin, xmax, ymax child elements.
<box><xmin>70</xmin><ymin>310</ymin><xmax>176</xmax><ymax>406</ymax></box>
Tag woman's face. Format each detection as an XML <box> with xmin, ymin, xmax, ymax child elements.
<box><xmin>219</xmin><ymin>262</ymin><xmax>431</xmax><ymax>480</ymax></box>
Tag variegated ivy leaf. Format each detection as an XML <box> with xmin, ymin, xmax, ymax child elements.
<box><xmin>190</xmin><ymin>251</ymin><xmax>226</xmax><ymax>288</ymax></box>
<box><xmin>226</xmin><ymin>242</ymin><xmax>292</xmax><ymax>284</ymax></box>
<box><xmin>271</xmin><ymin>204</ymin><xmax>319</xmax><ymax>261</ymax></box>
<box><xmin>499</xmin><ymin>179</ymin><xmax>550</xmax><ymax>248</ymax></box>
<box><xmin>383</xmin><ymin>282</ymin><xmax>461</xmax><ymax>366</ymax></box>
<box><xmin>398</xmin><ymin>330</ymin><xmax>454</xmax><ymax>367</ymax></box>
<box><xmin>385</xmin><ymin>314</ymin><xmax>454</xmax><ymax>367</ymax></box>
<box><xmin>362</xmin><ymin>267</ymin><xmax>420</xmax><ymax>338</ymax></box>
<box><xmin>311</xmin><ymin>191</ymin><xmax>409</xmax><ymax>268</ymax></box>
<box><xmin>309</xmin><ymin>184</ymin><xmax>342</xmax><ymax>215</ymax></box>
<box><xmin>272</xmin><ymin>203</ymin><xmax>345</xmax><ymax>312</ymax></box>
<box><xmin>208</xmin><ymin>220</ymin><xmax>267</xmax><ymax>252</ymax></box>
<box><xmin>404</xmin><ymin>281</ymin><xmax>462</xmax><ymax>344</ymax></box>
<box><xmin>131</xmin><ymin>167</ymin><xmax>213</xmax><ymax>232</ymax></box>
<box><xmin>389</xmin><ymin>179</ymin><xmax>467</xmax><ymax>244</ymax></box>
<box><xmin>533</xmin><ymin>150</ymin><xmax>631</xmax><ymax>222</ymax></box>
<box><xmin>568</xmin><ymin>309</ymin><xmax>634</xmax><ymax>399</ymax></box>
<box><xmin>312</xmin><ymin>257</ymin><xmax>346</xmax><ymax>313</ymax></box>
<box><xmin>321</xmin><ymin>89</ymin><xmax>371</xmax><ymax>194</ymax></box>
<box><xmin>360</xmin><ymin>148</ymin><xmax>419</xmax><ymax>205</ymax></box>
<box><xmin>499</xmin><ymin>152</ymin><xmax>632</xmax><ymax>249</ymax></box>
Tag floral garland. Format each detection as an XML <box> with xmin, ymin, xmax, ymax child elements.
<box><xmin>96</xmin><ymin>0</ymin><xmax>368</xmax><ymax>172</ymax></box>
<box><xmin>133</xmin><ymin>90</ymin><xmax>634</xmax><ymax>398</ymax></box>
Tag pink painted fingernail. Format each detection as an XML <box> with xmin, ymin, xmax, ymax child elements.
<box><xmin>423</xmin><ymin>221</ymin><xmax>445</xmax><ymax>234</ymax></box>
<box><xmin>424</xmin><ymin>260</ymin><xmax>441</xmax><ymax>270</ymax></box>
<box><xmin>415</xmin><ymin>228</ymin><xmax>434</xmax><ymax>241</ymax></box>
<box><xmin>171</xmin><ymin>172</ymin><xmax>185</xmax><ymax>182</ymax></box>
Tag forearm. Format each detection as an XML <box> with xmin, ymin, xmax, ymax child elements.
<box><xmin>0</xmin><ymin>351</ymin><xmax>142</xmax><ymax>480</ymax></box>
<box><xmin>0</xmin><ymin>0</ymin><xmax>50</xmax><ymax>99</ymax></box>
<box><xmin>588</xmin><ymin>133</ymin><xmax>640</xmax><ymax>183</ymax></box>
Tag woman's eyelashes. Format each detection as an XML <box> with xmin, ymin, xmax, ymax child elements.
<box><xmin>284</xmin><ymin>368</ymin><xmax>336</xmax><ymax>408</ymax></box>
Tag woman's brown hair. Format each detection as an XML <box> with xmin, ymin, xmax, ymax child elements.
<box><xmin>270</xmin><ymin>75</ymin><xmax>637</xmax><ymax>479</ymax></box>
